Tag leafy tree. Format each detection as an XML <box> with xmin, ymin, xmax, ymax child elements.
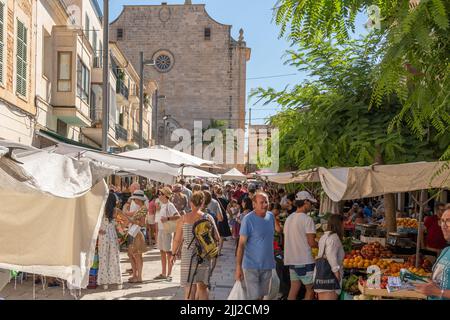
<box><xmin>273</xmin><ymin>0</ymin><xmax>450</xmax><ymax>161</ymax></box>
<box><xmin>251</xmin><ymin>35</ymin><xmax>448</xmax><ymax>231</ymax></box>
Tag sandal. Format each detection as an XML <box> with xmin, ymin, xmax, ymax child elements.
<box><xmin>129</xmin><ymin>278</ymin><xmax>142</xmax><ymax>284</ymax></box>
<box><xmin>153</xmin><ymin>274</ymin><xmax>166</xmax><ymax>280</ymax></box>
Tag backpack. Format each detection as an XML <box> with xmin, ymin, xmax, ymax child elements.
<box><xmin>189</xmin><ymin>215</ymin><xmax>219</xmax><ymax>261</ymax></box>
<box><xmin>186</xmin><ymin>214</ymin><xmax>219</xmax><ymax>297</ymax></box>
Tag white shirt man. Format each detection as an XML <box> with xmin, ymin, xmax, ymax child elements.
<box><xmin>283</xmin><ymin>191</ymin><xmax>318</xmax><ymax>300</ymax></box>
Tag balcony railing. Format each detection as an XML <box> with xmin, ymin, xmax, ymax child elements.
<box><xmin>133</xmin><ymin>130</ymin><xmax>149</xmax><ymax>147</ymax></box>
<box><xmin>93</xmin><ymin>56</ymin><xmax>102</xmax><ymax>68</ymax></box>
<box><xmin>116</xmin><ymin>80</ymin><xmax>129</xmax><ymax>100</ymax></box>
<box><xmin>115</xmin><ymin>124</ymin><xmax>128</xmax><ymax>141</ymax></box>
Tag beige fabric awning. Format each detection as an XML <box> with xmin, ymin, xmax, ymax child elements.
<box><xmin>318</xmin><ymin>161</ymin><xmax>450</xmax><ymax>202</ymax></box>
<box><xmin>257</xmin><ymin>161</ymin><xmax>449</xmax><ymax>202</ymax></box>
<box><xmin>0</xmin><ymin>142</ymin><xmax>109</xmax><ymax>289</ymax></box>
<box><xmin>259</xmin><ymin>169</ymin><xmax>320</xmax><ymax>184</ymax></box>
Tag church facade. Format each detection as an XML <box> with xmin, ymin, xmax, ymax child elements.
<box><xmin>110</xmin><ymin>1</ymin><xmax>251</xmax><ymax>165</ymax></box>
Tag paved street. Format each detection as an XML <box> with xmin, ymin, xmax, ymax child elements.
<box><xmin>1</xmin><ymin>239</ymin><xmax>237</xmax><ymax>300</ymax></box>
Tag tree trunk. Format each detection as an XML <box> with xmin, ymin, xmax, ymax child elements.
<box><xmin>384</xmin><ymin>193</ymin><xmax>397</xmax><ymax>233</ymax></box>
<box><xmin>375</xmin><ymin>146</ymin><xmax>397</xmax><ymax>233</ymax></box>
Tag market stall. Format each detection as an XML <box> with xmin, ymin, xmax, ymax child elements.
<box><xmin>0</xmin><ymin>141</ymin><xmax>111</xmax><ymax>291</ymax></box>
<box><xmin>221</xmin><ymin>168</ymin><xmax>247</xmax><ymax>181</ymax></box>
<box><xmin>259</xmin><ymin>161</ymin><xmax>449</xmax><ymax>299</ymax></box>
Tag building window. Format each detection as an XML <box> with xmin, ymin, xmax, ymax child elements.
<box><xmin>85</xmin><ymin>13</ymin><xmax>90</xmax><ymax>43</ymax></box>
<box><xmin>16</xmin><ymin>20</ymin><xmax>28</xmax><ymax>98</ymax></box>
<box><xmin>57</xmin><ymin>119</ymin><xmax>67</xmax><ymax>137</ymax></box>
<box><xmin>117</xmin><ymin>28</ymin><xmax>123</xmax><ymax>40</ymax></box>
<box><xmin>0</xmin><ymin>2</ymin><xmax>4</xmax><ymax>85</ymax></box>
<box><xmin>57</xmin><ymin>52</ymin><xmax>72</xmax><ymax>92</ymax></box>
<box><xmin>155</xmin><ymin>55</ymin><xmax>171</xmax><ymax>71</ymax></box>
<box><xmin>204</xmin><ymin>28</ymin><xmax>211</xmax><ymax>40</ymax></box>
<box><xmin>77</xmin><ymin>57</ymin><xmax>90</xmax><ymax>104</ymax></box>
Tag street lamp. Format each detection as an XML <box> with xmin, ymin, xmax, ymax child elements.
<box><xmin>102</xmin><ymin>0</ymin><xmax>110</xmax><ymax>152</ymax></box>
<box><xmin>139</xmin><ymin>52</ymin><xmax>155</xmax><ymax>149</ymax></box>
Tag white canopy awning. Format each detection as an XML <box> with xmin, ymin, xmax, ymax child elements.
<box><xmin>221</xmin><ymin>168</ymin><xmax>247</xmax><ymax>181</ymax></box>
<box><xmin>119</xmin><ymin>145</ymin><xmax>215</xmax><ymax>167</ymax></box>
<box><xmin>0</xmin><ymin>141</ymin><xmax>109</xmax><ymax>289</ymax></box>
<box><xmin>182</xmin><ymin>166</ymin><xmax>219</xmax><ymax>179</ymax></box>
<box><xmin>45</xmin><ymin>142</ymin><xmax>182</xmax><ymax>185</ymax></box>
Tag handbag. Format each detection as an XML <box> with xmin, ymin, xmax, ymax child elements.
<box><xmin>313</xmin><ymin>234</ymin><xmax>341</xmax><ymax>291</ymax></box>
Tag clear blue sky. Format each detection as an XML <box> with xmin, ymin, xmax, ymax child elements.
<box><xmin>104</xmin><ymin>0</ymin><xmax>368</xmax><ymax>126</ymax></box>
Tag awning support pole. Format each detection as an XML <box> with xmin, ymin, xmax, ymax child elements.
<box><xmin>415</xmin><ymin>189</ymin><xmax>426</xmax><ymax>268</ymax></box>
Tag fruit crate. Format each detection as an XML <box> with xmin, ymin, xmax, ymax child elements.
<box><xmin>358</xmin><ymin>282</ymin><xmax>426</xmax><ymax>300</ymax></box>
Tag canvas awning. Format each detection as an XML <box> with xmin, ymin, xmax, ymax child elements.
<box><xmin>0</xmin><ymin>141</ymin><xmax>110</xmax><ymax>289</ymax></box>
<box><xmin>318</xmin><ymin>161</ymin><xmax>450</xmax><ymax>202</ymax></box>
<box><xmin>256</xmin><ymin>162</ymin><xmax>449</xmax><ymax>202</ymax></box>
<box><xmin>182</xmin><ymin>166</ymin><xmax>219</xmax><ymax>179</ymax></box>
<box><xmin>119</xmin><ymin>145</ymin><xmax>215</xmax><ymax>167</ymax></box>
<box><xmin>258</xmin><ymin>169</ymin><xmax>320</xmax><ymax>184</ymax></box>
<box><xmin>44</xmin><ymin>141</ymin><xmax>182</xmax><ymax>185</ymax></box>
<box><xmin>221</xmin><ymin>168</ymin><xmax>247</xmax><ymax>181</ymax></box>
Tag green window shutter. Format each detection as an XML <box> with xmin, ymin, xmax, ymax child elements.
<box><xmin>85</xmin><ymin>14</ymin><xmax>90</xmax><ymax>43</ymax></box>
<box><xmin>0</xmin><ymin>2</ymin><xmax>4</xmax><ymax>84</ymax></box>
<box><xmin>16</xmin><ymin>20</ymin><xmax>27</xmax><ymax>97</ymax></box>
<box><xmin>93</xmin><ymin>30</ymin><xmax>97</xmax><ymax>54</ymax></box>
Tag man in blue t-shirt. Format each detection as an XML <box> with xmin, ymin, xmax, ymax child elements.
<box><xmin>235</xmin><ymin>192</ymin><xmax>276</xmax><ymax>300</ymax></box>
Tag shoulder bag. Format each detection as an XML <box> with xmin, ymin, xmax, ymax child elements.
<box><xmin>313</xmin><ymin>234</ymin><xmax>341</xmax><ymax>290</ymax></box>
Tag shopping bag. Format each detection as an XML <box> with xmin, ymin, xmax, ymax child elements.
<box><xmin>313</xmin><ymin>257</ymin><xmax>340</xmax><ymax>290</ymax></box>
<box><xmin>227</xmin><ymin>281</ymin><xmax>247</xmax><ymax>300</ymax></box>
<box><xmin>162</xmin><ymin>220</ymin><xmax>177</xmax><ymax>234</ymax></box>
<box><xmin>128</xmin><ymin>224</ymin><xmax>140</xmax><ymax>237</ymax></box>
<box><xmin>263</xmin><ymin>269</ymin><xmax>280</xmax><ymax>300</ymax></box>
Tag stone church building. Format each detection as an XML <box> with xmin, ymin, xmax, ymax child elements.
<box><xmin>110</xmin><ymin>1</ymin><xmax>251</xmax><ymax>165</ymax></box>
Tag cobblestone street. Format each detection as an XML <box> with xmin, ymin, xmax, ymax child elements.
<box><xmin>1</xmin><ymin>239</ymin><xmax>237</xmax><ymax>300</ymax></box>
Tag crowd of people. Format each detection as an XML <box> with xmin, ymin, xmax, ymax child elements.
<box><xmin>95</xmin><ymin>179</ymin><xmax>450</xmax><ymax>301</ymax></box>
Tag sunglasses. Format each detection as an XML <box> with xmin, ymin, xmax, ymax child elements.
<box><xmin>438</xmin><ymin>219</ymin><xmax>450</xmax><ymax>227</ymax></box>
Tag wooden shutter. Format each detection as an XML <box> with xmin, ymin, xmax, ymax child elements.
<box><xmin>16</xmin><ymin>20</ymin><xmax>27</xmax><ymax>97</ymax></box>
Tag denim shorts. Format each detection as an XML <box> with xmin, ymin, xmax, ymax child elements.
<box><xmin>243</xmin><ymin>269</ymin><xmax>272</xmax><ymax>300</ymax></box>
<box><xmin>289</xmin><ymin>263</ymin><xmax>315</xmax><ymax>285</ymax></box>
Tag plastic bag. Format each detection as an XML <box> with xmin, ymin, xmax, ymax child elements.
<box><xmin>263</xmin><ymin>269</ymin><xmax>280</xmax><ymax>300</ymax></box>
<box><xmin>228</xmin><ymin>280</ymin><xmax>247</xmax><ymax>300</ymax></box>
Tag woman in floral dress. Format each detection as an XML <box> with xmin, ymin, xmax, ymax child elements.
<box><xmin>97</xmin><ymin>192</ymin><xmax>123</xmax><ymax>289</ymax></box>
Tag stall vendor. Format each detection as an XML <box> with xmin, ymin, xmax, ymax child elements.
<box><xmin>415</xmin><ymin>208</ymin><xmax>450</xmax><ymax>300</ymax></box>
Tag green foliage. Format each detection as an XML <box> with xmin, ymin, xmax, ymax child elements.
<box><xmin>251</xmin><ymin>35</ymin><xmax>447</xmax><ymax>171</ymax></box>
<box><xmin>272</xmin><ymin>0</ymin><xmax>450</xmax><ymax>162</ymax></box>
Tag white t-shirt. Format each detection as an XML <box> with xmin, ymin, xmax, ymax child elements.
<box><xmin>157</xmin><ymin>202</ymin><xmax>178</xmax><ymax>229</ymax></box>
<box><xmin>283</xmin><ymin>212</ymin><xmax>316</xmax><ymax>266</ymax></box>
